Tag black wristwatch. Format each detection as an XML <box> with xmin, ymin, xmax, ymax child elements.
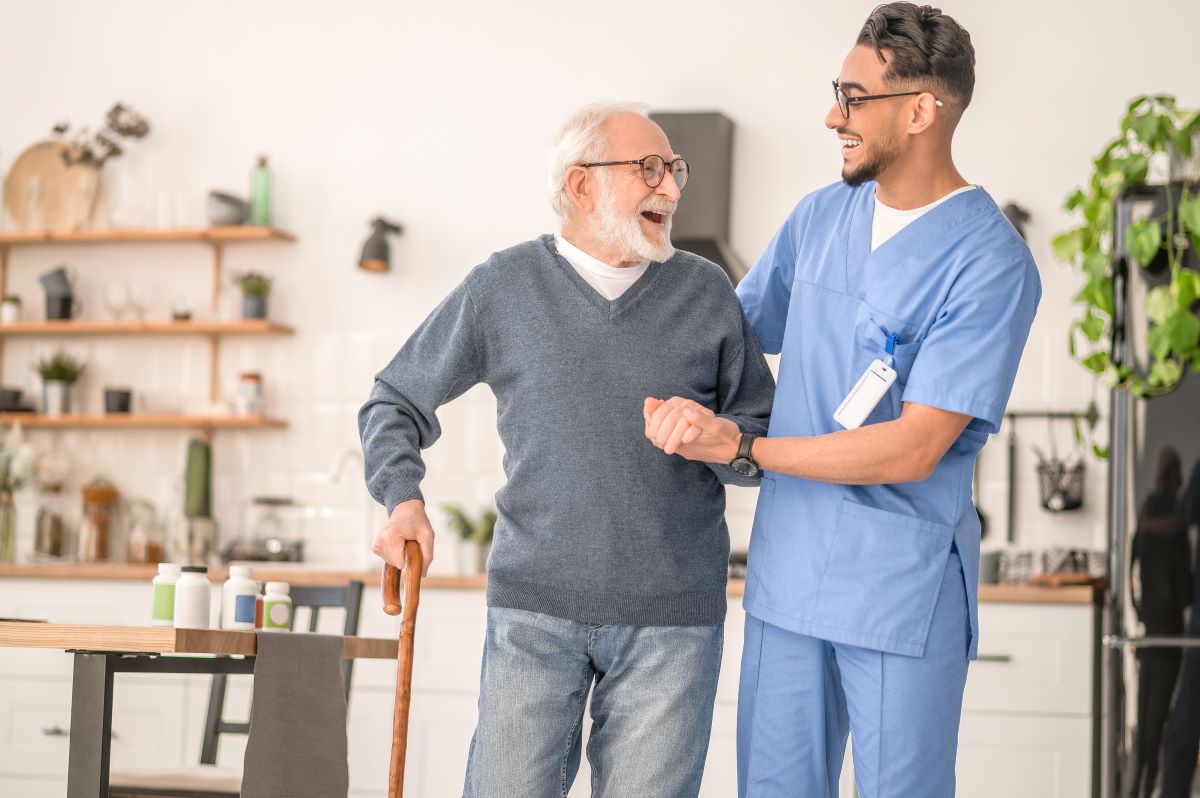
<box><xmin>730</xmin><ymin>432</ymin><xmax>759</xmax><ymax>477</ymax></box>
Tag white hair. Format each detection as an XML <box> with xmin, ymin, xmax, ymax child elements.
<box><xmin>548</xmin><ymin>101</ymin><xmax>650</xmax><ymax>221</ymax></box>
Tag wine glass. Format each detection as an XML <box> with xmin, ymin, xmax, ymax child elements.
<box><xmin>129</xmin><ymin>285</ymin><xmax>153</xmax><ymax>321</ymax></box>
<box><xmin>104</xmin><ymin>283</ymin><xmax>131</xmax><ymax>321</ymax></box>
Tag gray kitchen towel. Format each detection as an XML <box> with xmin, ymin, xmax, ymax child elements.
<box><xmin>241</xmin><ymin>632</ymin><xmax>349</xmax><ymax>798</ymax></box>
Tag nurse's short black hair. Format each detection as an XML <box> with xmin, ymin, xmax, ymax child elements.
<box><xmin>857</xmin><ymin>3</ymin><xmax>976</xmax><ymax>114</ymax></box>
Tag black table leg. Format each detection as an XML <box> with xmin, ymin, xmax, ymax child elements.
<box><xmin>67</xmin><ymin>652</ymin><xmax>115</xmax><ymax>798</ymax></box>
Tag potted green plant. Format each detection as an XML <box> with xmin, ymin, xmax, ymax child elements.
<box><xmin>442</xmin><ymin>503</ymin><xmax>497</xmax><ymax>575</ymax></box>
<box><xmin>1052</xmin><ymin>94</ymin><xmax>1200</xmax><ymax>397</ymax></box>
<box><xmin>1</xmin><ymin>295</ymin><xmax>21</xmax><ymax>325</ymax></box>
<box><xmin>234</xmin><ymin>271</ymin><xmax>272</xmax><ymax>320</ymax></box>
<box><xmin>34</xmin><ymin>351</ymin><xmax>85</xmax><ymax>416</ymax></box>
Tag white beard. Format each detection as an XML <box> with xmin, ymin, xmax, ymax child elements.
<box><xmin>592</xmin><ymin>183</ymin><xmax>675</xmax><ymax>263</ymax></box>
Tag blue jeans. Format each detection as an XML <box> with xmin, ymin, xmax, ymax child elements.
<box><xmin>463</xmin><ymin>607</ymin><xmax>724</xmax><ymax>798</ymax></box>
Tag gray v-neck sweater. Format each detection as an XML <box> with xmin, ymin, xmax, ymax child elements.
<box><xmin>359</xmin><ymin>235</ymin><xmax>775</xmax><ymax>626</ymax></box>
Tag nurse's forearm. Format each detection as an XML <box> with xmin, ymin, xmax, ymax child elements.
<box><xmin>754</xmin><ymin>426</ymin><xmax>925</xmax><ymax>484</ymax></box>
<box><xmin>753</xmin><ymin>404</ymin><xmax>971</xmax><ymax>485</ymax></box>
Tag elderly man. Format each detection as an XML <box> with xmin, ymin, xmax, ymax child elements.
<box><xmin>359</xmin><ymin>102</ymin><xmax>774</xmax><ymax>797</ymax></box>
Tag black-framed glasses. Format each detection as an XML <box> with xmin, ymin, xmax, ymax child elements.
<box><xmin>580</xmin><ymin>154</ymin><xmax>690</xmax><ymax>191</ymax></box>
<box><xmin>832</xmin><ymin>79</ymin><xmax>943</xmax><ymax>119</ymax></box>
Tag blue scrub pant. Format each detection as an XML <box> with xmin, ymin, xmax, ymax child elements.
<box><xmin>737</xmin><ymin>550</ymin><xmax>970</xmax><ymax>797</ymax></box>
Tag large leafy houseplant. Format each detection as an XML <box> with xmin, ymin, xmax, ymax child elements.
<box><xmin>1053</xmin><ymin>95</ymin><xmax>1200</xmax><ymax>396</ymax></box>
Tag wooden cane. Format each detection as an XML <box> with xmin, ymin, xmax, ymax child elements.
<box><xmin>381</xmin><ymin>540</ymin><xmax>423</xmax><ymax>798</ymax></box>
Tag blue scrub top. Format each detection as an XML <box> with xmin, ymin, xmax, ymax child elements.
<box><xmin>737</xmin><ymin>181</ymin><xmax>1041</xmax><ymax>659</ymax></box>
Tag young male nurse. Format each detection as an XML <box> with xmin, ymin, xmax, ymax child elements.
<box><xmin>644</xmin><ymin>4</ymin><xmax>1041</xmax><ymax>795</ymax></box>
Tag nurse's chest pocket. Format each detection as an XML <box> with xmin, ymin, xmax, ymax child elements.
<box><xmin>852</xmin><ymin>311</ymin><xmax>923</xmax><ymax>423</ymax></box>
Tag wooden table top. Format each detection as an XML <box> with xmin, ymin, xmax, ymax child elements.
<box><xmin>0</xmin><ymin>622</ymin><xmax>398</xmax><ymax>659</ymax></box>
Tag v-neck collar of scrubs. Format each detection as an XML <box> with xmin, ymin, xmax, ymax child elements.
<box><xmin>845</xmin><ymin>183</ymin><xmax>994</xmax><ymax>294</ymax></box>
<box><xmin>541</xmin><ymin>234</ymin><xmax>665</xmax><ymax>320</ymax></box>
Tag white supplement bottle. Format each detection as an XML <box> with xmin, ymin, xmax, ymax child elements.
<box><xmin>174</xmin><ymin>566</ymin><xmax>212</xmax><ymax>629</ymax></box>
<box><xmin>221</xmin><ymin>566</ymin><xmax>258</xmax><ymax>630</ymax></box>
<box><xmin>262</xmin><ymin>582</ymin><xmax>292</xmax><ymax>631</ymax></box>
<box><xmin>151</xmin><ymin>563</ymin><xmax>181</xmax><ymax>627</ymax></box>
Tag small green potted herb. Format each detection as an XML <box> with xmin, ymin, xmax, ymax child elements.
<box><xmin>34</xmin><ymin>351</ymin><xmax>85</xmax><ymax>416</ymax></box>
<box><xmin>442</xmin><ymin>503</ymin><xmax>497</xmax><ymax>574</ymax></box>
<box><xmin>1</xmin><ymin>295</ymin><xmax>22</xmax><ymax>325</ymax></box>
<box><xmin>234</xmin><ymin>272</ymin><xmax>273</xmax><ymax>320</ymax></box>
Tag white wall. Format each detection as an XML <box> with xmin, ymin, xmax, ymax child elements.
<box><xmin>1</xmin><ymin>0</ymin><xmax>1197</xmax><ymax>568</ymax></box>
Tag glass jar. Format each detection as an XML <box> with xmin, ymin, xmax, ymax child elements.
<box><xmin>34</xmin><ymin>484</ymin><xmax>69</xmax><ymax>560</ymax></box>
<box><xmin>125</xmin><ymin>499</ymin><xmax>165</xmax><ymax>565</ymax></box>
<box><xmin>235</xmin><ymin>372</ymin><xmax>264</xmax><ymax>417</ymax></box>
<box><xmin>78</xmin><ymin>480</ymin><xmax>119</xmax><ymax>562</ymax></box>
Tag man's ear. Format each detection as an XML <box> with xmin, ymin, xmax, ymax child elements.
<box><xmin>906</xmin><ymin>92</ymin><xmax>940</xmax><ymax>135</ymax></box>
<box><xmin>564</xmin><ymin>165</ymin><xmax>596</xmax><ymax>214</ymax></box>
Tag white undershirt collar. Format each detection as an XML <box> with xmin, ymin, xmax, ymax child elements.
<box><xmin>554</xmin><ymin>235</ymin><xmax>649</xmax><ymax>300</ymax></box>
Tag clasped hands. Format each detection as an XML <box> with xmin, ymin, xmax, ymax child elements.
<box><xmin>642</xmin><ymin>396</ymin><xmax>742</xmax><ymax>463</ymax></box>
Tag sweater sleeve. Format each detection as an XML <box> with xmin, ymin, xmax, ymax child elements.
<box><xmin>706</xmin><ymin>307</ymin><xmax>776</xmax><ymax>487</ymax></box>
<box><xmin>358</xmin><ymin>277</ymin><xmax>486</xmax><ymax>514</ymax></box>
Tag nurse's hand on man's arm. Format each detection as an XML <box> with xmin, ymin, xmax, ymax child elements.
<box><xmin>644</xmin><ymin>395</ymin><xmax>971</xmax><ymax>485</ymax></box>
<box><xmin>371</xmin><ymin>498</ymin><xmax>435</xmax><ymax>576</ymax></box>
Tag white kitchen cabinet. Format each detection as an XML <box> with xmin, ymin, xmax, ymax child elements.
<box><xmin>966</xmin><ymin>602</ymin><xmax>1095</xmax><ymax>715</ymax></box>
<box><xmin>0</xmin><ymin>673</ymin><xmax>194</xmax><ymax>782</ymax></box>
<box><xmin>958</xmin><ymin>714</ymin><xmax>1093</xmax><ymax>796</ymax></box>
<box><xmin>959</xmin><ymin>601</ymin><xmax>1098</xmax><ymax>798</ymax></box>
<box><xmin>0</xmin><ymin>774</ymin><xmax>66</xmax><ymax>798</ymax></box>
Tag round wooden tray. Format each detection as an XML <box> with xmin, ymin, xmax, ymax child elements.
<box><xmin>3</xmin><ymin>139</ymin><xmax>100</xmax><ymax>230</ymax></box>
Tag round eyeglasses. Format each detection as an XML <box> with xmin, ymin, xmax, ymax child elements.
<box><xmin>579</xmin><ymin>154</ymin><xmax>690</xmax><ymax>191</ymax></box>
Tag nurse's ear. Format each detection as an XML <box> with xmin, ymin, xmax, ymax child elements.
<box><xmin>564</xmin><ymin>165</ymin><xmax>598</xmax><ymax>214</ymax></box>
<box><xmin>905</xmin><ymin>92</ymin><xmax>941</xmax><ymax>135</ymax></box>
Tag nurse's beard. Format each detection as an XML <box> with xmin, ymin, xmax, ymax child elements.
<box><xmin>843</xmin><ymin>136</ymin><xmax>902</xmax><ymax>187</ymax></box>
<box><xmin>592</xmin><ymin>181</ymin><xmax>676</xmax><ymax>263</ymax></box>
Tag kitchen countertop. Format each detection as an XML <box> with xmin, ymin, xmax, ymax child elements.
<box><xmin>0</xmin><ymin>563</ymin><xmax>1100</xmax><ymax>604</ymax></box>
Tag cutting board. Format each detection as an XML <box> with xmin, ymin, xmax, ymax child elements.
<box><xmin>1028</xmin><ymin>572</ymin><xmax>1104</xmax><ymax>588</ymax></box>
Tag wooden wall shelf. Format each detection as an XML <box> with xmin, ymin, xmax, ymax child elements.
<box><xmin>0</xmin><ymin>414</ymin><xmax>288</xmax><ymax>430</ymax></box>
<box><xmin>0</xmin><ymin>227</ymin><xmax>296</xmax><ymax>246</ymax></box>
<box><xmin>0</xmin><ymin>320</ymin><xmax>295</xmax><ymax>336</ymax></box>
<box><xmin>0</xmin><ymin>226</ymin><xmax>297</xmax><ymax>426</ymax></box>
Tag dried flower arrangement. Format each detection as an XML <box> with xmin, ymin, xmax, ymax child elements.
<box><xmin>55</xmin><ymin>102</ymin><xmax>151</xmax><ymax>168</ymax></box>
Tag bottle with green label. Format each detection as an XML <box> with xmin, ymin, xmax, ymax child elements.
<box><xmin>262</xmin><ymin>581</ymin><xmax>292</xmax><ymax>631</ymax></box>
<box><xmin>151</xmin><ymin>563</ymin><xmax>181</xmax><ymax>626</ymax></box>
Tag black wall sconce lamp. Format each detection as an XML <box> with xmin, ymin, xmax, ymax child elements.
<box><xmin>1001</xmin><ymin>202</ymin><xmax>1031</xmax><ymax>241</ymax></box>
<box><xmin>359</xmin><ymin>217</ymin><xmax>404</xmax><ymax>273</ymax></box>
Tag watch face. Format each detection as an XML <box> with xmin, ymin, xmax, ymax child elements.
<box><xmin>732</xmin><ymin>458</ymin><xmax>758</xmax><ymax>478</ymax></box>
